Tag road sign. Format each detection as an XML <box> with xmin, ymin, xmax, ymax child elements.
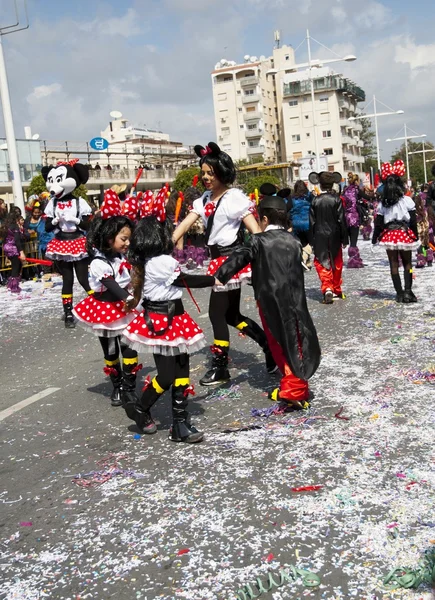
<box><xmin>89</xmin><ymin>137</ymin><xmax>109</xmax><ymax>151</ymax></box>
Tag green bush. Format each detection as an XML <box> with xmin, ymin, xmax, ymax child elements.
<box><xmin>243</xmin><ymin>174</ymin><xmax>281</xmax><ymax>196</ymax></box>
<box><xmin>172</xmin><ymin>167</ymin><xmax>204</xmax><ymax>193</ymax></box>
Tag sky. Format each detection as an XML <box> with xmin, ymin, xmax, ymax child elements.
<box><xmin>1</xmin><ymin>0</ymin><xmax>434</xmax><ymax>162</ymax></box>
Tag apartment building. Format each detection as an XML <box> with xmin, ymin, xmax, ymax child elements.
<box><xmin>211</xmin><ymin>44</ymin><xmax>366</xmax><ymax>176</ymax></box>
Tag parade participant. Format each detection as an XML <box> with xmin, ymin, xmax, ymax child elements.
<box><xmin>0</xmin><ymin>210</ymin><xmax>26</xmax><ymax>293</ymax></box>
<box><xmin>310</xmin><ymin>171</ymin><xmax>348</xmax><ymax>304</ymax></box>
<box><xmin>172</xmin><ymin>142</ymin><xmax>276</xmax><ymax>386</ymax></box>
<box><xmin>372</xmin><ymin>160</ymin><xmax>420</xmax><ymax>303</ymax></box>
<box><xmin>42</xmin><ymin>160</ymin><xmax>92</xmax><ymax>328</ymax></box>
<box><xmin>286</xmin><ymin>180</ymin><xmax>313</xmax><ymax>269</ymax></box>
<box><xmin>215</xmin><ymin>195</ymin><xmax>321</xmax><ymax>408</ymax></box>
<box><xmin>122</xmin><ymin>195</ymin><xmax>215</xmax><ymax>443</ymax></box>
<box><xmin>72</xmin><ymin>190</ymin><xmax>140</xmax><ymax>407</ymax></box>
<box><xmin>343</xmin><ymin>173</ymin><xmax>370</xmax><ymax>268</ymax></box>
<box><xmin>414</xmin><ymin>193</ymin><xmax>431</xmax><ymax>268</ymax></box>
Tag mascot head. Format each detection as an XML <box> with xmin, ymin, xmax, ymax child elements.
<box><xmin>41</xmin><ymin>159</ymin><xmax>89</xmax><ymax>200</ymax></box>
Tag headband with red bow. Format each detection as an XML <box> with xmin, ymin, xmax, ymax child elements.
<box><xmin>101</xmin><ymin>190</ymin><xmax>138</xmax><ymax>221</ymax></box>
<box><xmin>122</xmin><ymin>196</ymin><xmax>139</xmax><ymax>221</ymax></box>
<box><xmin>139</xmin><ymin>187</ymin><xmax>167</xmax><ymax>222</ymax></box>
<box><xmin>381</xmin><ymin>160</ymin><xmax>406</xmax><ymax>180</ymax></box>
<box><xmin>56</xmin><ymin>158</ymin><xmax>79</xmax><ymax>167</ymax></box>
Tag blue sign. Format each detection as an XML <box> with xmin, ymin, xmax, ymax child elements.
<box><xmin>89</xmin><ymin>137</ymin><xmax>109</xmax><ymax>151</ymax></box>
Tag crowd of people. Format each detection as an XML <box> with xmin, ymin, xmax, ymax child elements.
<box><xmin>1</xmin><ymin>147</ymin><xmax>434</xmax><ymax>443</ymax></box>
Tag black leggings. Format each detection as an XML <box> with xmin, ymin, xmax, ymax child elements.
<box><xmin>153</xmin><ymin>353</ymin><xmax>190</xmax><ymax>390</ymax></box>
<box><xmin>295</xmin><ymin>230</ymin><xmax>312</xmax><ymax>247</ymax></box>
<box><xmin>208</xmin><ymin>288</ymin><xmax>267</xmax><ymax>348</ymax></box>
<box><xmin>58</xmin><ymin>258</ymin><xmax>90</xmax><ymax>295</ymax></box>
<box><xmin>98</xmin><ymin>336</ymin><xmax>137</xmax><ymax>363</ymax></box>
<box><xmin>386</xmin><ymin>249</ymin><xmax>412</xmax><ymax>274</ymax></box>
<box><xmin>9</xmin><ymin>255</ymin><xmax>21</xmax><ymax>278</ymax></box>
<box><xmin>348</xmin><ymin>226</ymin><xmax>359</xmax><ymax>247</ymax></box>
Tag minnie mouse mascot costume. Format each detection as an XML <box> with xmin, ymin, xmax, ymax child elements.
<box><xmin>42</xmin><ymin>160</ymin><xmax>93</xmax><ymax>328</ymax></box>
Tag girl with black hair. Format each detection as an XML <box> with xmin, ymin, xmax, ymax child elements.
<box><xmin>0</xmin><ymin>210</ymin><xmax>26</xmax><ymax>293</ymax></box>
<box><xmin>122</xmin><ymin>199</ymin><xmax>215</xmax><ymax>443</ymax></box>
<box><xmin>372</xmin><ymin>161</ymin><xmax>419</xmax><ymax>303</ymax></box>
<box><xmin>172</xmin><ymin>142</ymin><xmax>275</xmax><ymax>386</ymax></box>
<box><xmin>73</xmin><ymin>190</ymin><xmax>140</xmax><ymax>407</ymax></box>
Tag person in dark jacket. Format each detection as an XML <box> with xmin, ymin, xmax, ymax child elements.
<box><xmin>287</xmin><ymin>180</ymin><xmax>313</xmax><ymax>269</ymax></box>
<box><xmin>310</xmin><ymin>171</ymin><xmax>349</xmax><ymax>304</ymax></box>
<box><xmin>215</xmin><ymin>195</ymin><xmax>321</xmax><ymax>409</ymax></box>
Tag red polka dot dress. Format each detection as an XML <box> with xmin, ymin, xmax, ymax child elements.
<box><xmin>122</xmin><ymin>255</ymin><xmax>208</xmax><ymax>355</ymax></box>
<box><xmin>73</xmin><ymin>253</ymin><xmax>138</xmax><ymax>337</ymax></box>
<box><xmin>44</xmin><ymin>197</ymin><xmax>91</xmax><ymax>261</ymax></box>
<box><xmin>377</xmin><ymin>196</ymin><xmax>420</xmax><ymax>251</ymax></box>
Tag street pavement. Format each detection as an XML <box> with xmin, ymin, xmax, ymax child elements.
<box><xmin>0</xmin><ymin>241</ymin><xmax>434</xmax><ymax>600</ymax></box>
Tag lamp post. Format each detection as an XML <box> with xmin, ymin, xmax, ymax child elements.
<box><xmin>386</xmin><ymin>125</ymin><xmax>427</xmax><ymax>184</ymax></box>
<box><xmin>408</xmin><ymin>142</ymin><xmax>435</xmax><ymax>183</ymax></box>
<box><xmin>349</xmin><ymin>95</ymin><xmax>403</xmax><ymax>172</ymax></box>
<box><xmin>266</xmin><ymin>29</ymin><xmax>356</xmax><ymax>171</ymax></box>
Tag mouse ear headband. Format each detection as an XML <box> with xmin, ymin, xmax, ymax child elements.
<box><xmin>309</xmin><ymin>171</ymin><xmax>342</xmax><ymax>185</ymax></box>
<box><xmin>381</xmin><ymin>160</ymin><xmax>405</xmax><ymax>181</ymax></box>
<box><xmin>194</xmin><ymin>141</ymin><xmax>222</xmax><ymax>159</ymax></box>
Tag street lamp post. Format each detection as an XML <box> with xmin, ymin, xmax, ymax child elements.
<box><xmin>348</xmin><ymin>95</ymin><xmax>403</xmax><ymax>172</ymax></box>
<box><xmin>408</xmin><ymin>141</ymin><xmax>435</xmax><ymax>183</ymax></box>
<box><xmin>386</xmin><ymin>125</ymin><xmax>427</xmax><ymax>183</ymax></box>
<box><xmin>266</xmin><ymin>29</ymin><xmax>356</xmax><ymax>172</ymax></box>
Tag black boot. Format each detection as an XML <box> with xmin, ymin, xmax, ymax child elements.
<box><xmin>237</xmin><ymin>319</ymin><xmax>277</xmax><ymax>373</ymax></box>
<box><xmin>200</xmin><ymin>345</ymin><xmax>230</xmax><ymax>386</ymax></box>
<box><xmin>403</xmin><ymin>270</ymin><xmax>417</xmax><ymax>303</ymax></box>
<box><xmin>169</xmin><ymin>383</ymin><xmax>204</xmax><ymax>443</ymax></box>
<box><xmin>121</xmin><ymin>358</ymin><xmax>141</xmax><ymax>406</ymax></box>
<box><xmin>104</xmin><ymin>362</ymin><xmax>123</xmax><ymax>406</ymax></box>
<box><xmin>63</xmin><ymin>298</ymin><xmax>76</xmax><ymax>328</ymax></box>
<box><xmin>391</xmin><ymin>274</ymin><xmax>404</xmax><ymax>303</ymax></box>
<box><xmin>124</xmin><ymin>377</ymin><xmax>163</xmax><ymax>433</ymax></box>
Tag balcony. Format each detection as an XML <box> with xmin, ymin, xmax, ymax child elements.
<box><xmin>352</xmin><ymin>122</ymin><xmax>363</xmax><ymax>132</ymax></box>
<box><xmin>342</xmin><ymin>135</ymin><xmax>353</xmax><ymax>144</ymax></box>
<box><xmin>356</xmin><ymin>139</ymin><xmax>364</xmax><ymax>148</ymax></box>
<box><xmin>340</xmin><ymin>118</ymin><xmax>352</xmax><ymax>128</ymax></box>
<box><xmin>283</xmin><ymin>75</ymin><xmax>365</xmax><ymax>102</ymax></box>
<box><xmin>245</xmin><ymin>128</ymin><xmax>263</xmax><ymax>139</ymax></box>
<box><xmin>243</xmin><ymin>111</ymin><xmax>262</xmax><ymax>121</ymax></box>
<box><xmin>240</xmin><ymin>75</ymin><xmax>259</xmax><ymax>87</ymax></box>
<box><xmin>242</xmin><ymin>93</ymin><xmax>260</xmax><ymax>104</ymax></box>
<box><xmin>247</xmin><ymin>145</ymin><xmax>265</xmax><ymax>155</ymax></box>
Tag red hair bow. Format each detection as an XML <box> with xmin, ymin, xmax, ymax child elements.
<box><xmin>100</xmin><ymin>190</ymin><xmax>122</xmax><ymax>219</ymax></box>
<box><xmin>200</xmin><ymin>145</ymin><xmax>212</xmax><ymax>157</ymax></box>
<box><xmin>139</xmin><ymin>190</ymin><xmax>154</xmax><ymax>219</ymax></box>
<box><xmin>139</xmin><ymin>187</ymin><xmax>166</xmax><ymax>222</ymax></box>
<box><xmin>122</xmin><ymin>196</ymin><xmax>139</xmax><ymax>221</ymax></box>
<box><xmin>56</xmin><ymin>158</ymin><xmax>79</xmax><ymax>167</ymax></box>
<box><xmin>381</xmin><ymin>159</ymin><xmax>406</xmax><ymax>180</ymax></box>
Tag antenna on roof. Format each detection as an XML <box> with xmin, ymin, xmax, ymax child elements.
<box><xmin>274</xmin><ymin>30</ymin><xmax>281</xmax><ymax>49</ymax></box>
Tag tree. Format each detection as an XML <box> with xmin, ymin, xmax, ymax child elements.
<box><xmin>243</xmin><ymin>174</ymin><xmax>280</xmax><ymax>196</ymax></box>
<box><xmin>73</xmin><ymin>184</ymin><xmax>88</xmax><ymax>202</ymax></box>
<box><xmin>27</xmin><ymin>173</ymin><xmax>47</xmax><ymax>197</ymax></box>
<box><xmin>359</xmin><ymin>116</ymin><xmax>377</xmax><ymax>172</ymax></box>
<box><xmin>390</xmin><ymin>141</ymin><xmax>435</xmax><ymax>186</ymax></box>
<box><xmin>172</xmin><ymin>167</ymin><xmax>204</xmax><ymax>193</ymax></box>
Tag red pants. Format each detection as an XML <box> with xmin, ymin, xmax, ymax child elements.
<box><xmin>314</xmin><ymin>248</ymin><xmax>343</xmax><ymax>295</ymax></box>
<box><xmin>258</xmin><ymin>306</ymin><xmax>309</xmax><ymax>402</ymax></box>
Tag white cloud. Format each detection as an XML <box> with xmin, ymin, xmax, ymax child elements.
<box><xmin>27</xmin><ymin>83</ymin><xmax>62</xmax><ymax>102</ymax></box>
<box><xmin>395</xmin><ymin>39</ymin><xmax>435</xmax><ymax>70</ymax></box>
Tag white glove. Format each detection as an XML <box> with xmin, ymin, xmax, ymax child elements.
<box><xmin>69</xmin><ymin>217</ymin><xmax>81</xmax><ymax>225</ymax></box>
<box><xmin>51</xmin><ymin>217</ymin><xmax>60</xmax><ymax>226</ymax></box>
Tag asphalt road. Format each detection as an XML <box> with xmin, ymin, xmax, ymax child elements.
<box><xmin>1</xmin><ymin>241</ymin><xmax>434</xmax><ymax>600</ymax></box>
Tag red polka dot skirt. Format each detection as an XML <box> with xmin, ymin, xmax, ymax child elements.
<box><xmin>207</xmin><ymin>255</ymin><xmax>251</xmax><ymax>292</ymax></box>
<box><xmin>73</xmin><ymin>296</ymin><xmax>138</xmax><ymax>337</ymax></box>
<box><xmin>46</xmin><ymin>236</ymin><xmax>88</xmax><ymax>262</ymax></box>
<box><xmin>379</xmin><ymin>228</ymin><xmax>420</xmax><ymax>251</ymax></box>
<box><xmin>122</xmin><ymin>311</ymin><xmax>206</xmax><ymax>356</ymax></box>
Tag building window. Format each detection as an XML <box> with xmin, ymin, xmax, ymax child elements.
<box><xmin>290</xmin><ymin>116</ymin><xmax>300</xmax><ymax>126</ymax></box>
<box><xmin>288</xmin><ymin>100</ymin><xmax>298</xmax><ymax>106</ymax></box>
<box><xmin>223</xmin><ymin>144</ymin><xmax>232</xmax><ymax>150</ymax></box>
<box><xmin>319</xmin><ymin>95</ymin><xmax>328</xmax><ymax>102</ymax></box>
<box><xmin>285</xmin><ymin>55</ymin><xmax>290</xmax><ymax>61</ymax></box>
<box><xmin>240</xmin><ymin>125</ymin><xmax>244</xmax><ymax>129</ymax></box>
<box><xmin>324</xmin><ymin>148</ymin><xmax>333</xmax><ymax>155</ymax></box>
<box><xmin>237</xmin><ymin>90</ymin><xmax>241</xmax><ymax>94</ymax></box>
<box><xmin>221</xmin><ymin>127</ymin><xmax>230</xmax><ymax>135</ymax></box>
<box><xmin>293</xmin><ymin>151</ymin><xmax>303</xmax><ymax>159</ymax></box>
<box><xmin>322</xmin><ymin>130</ymin><xmax>332</xmax><ymax>138</ymax></box>
<box><xmin>247</xmin><ymin>124</ymin><xmax>257</xmax><ymax>130</ymax></box>
<box><xmin>246</xmin><ymin>106</ymin><xmax>256</xmax><ymax>112</ymax></box>
<box><xmin>223</xmin><ymin>76</ymin><xmax>232</xmax><ymax>82</ymax></box>
<box><xmin>306</xmin><ymin>133</ymin><xmax>310</xmax><ymax>138</ymax></box>
<box><xmin>238</xmin><ymin>108</ymin><xmax>242</xmax><ymax>112</ymax></box>
<box><xmin>244</xmin><ymin>89</ymin><xmax>255</xmax><ymax>95</ymax></box>
<box><xmin>292</xmin><ymin>134</ymin><xmax>301</xmax><ymax>142</ymax></box>
<box><xmin>305</xmin><ymin>115</ymin><xmax>309</xmax><ymax>119</ymax></box>
<box><xmin>320</xmin><ymin>112</ymin><xmax>330</xmax><ymax>124</ymax></box>
<box><xmin>218</xmin><ymin>93</ymin><xmax>227</xmax><ymax>102</ymax></box>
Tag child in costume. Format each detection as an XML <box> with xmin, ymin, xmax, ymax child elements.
<box><xmin>372</xmin><ymin>160</ymin><xmax>420</xmax><ymax>303</ymax></box>
<box><xmin>122</xmin><ymin>195</ymin><xmax>216</xmax><ymax>443</ymax></box>
<box><xmin>310</xmin><ymin>171</ymin><xmax>349</xmax><ymax>304</ymax></box>
<box><xmin>172</xmin><ymin>142</ymin><xmax>276</xmax><ymax>386</ymax></box>
<box><xmin>42</xmin><ymin>160</ymin><xmax>92</xmax><ymax>328</ymax></box>
<box><xmin>0</xmin><ymin>210</ymin><xmax>26</xmax><ymax>293</ymax></box>
<box><xmin>343</xmin><ymin>173</ymin><xmax>371</xmax><ymax>268</ymax></box>
<box><xmin>73</xmin><ymin>190</ymin><xmax>140</xmax><ymax>406</ymax></box>
<box><xmin>414</xmin><ymin>192</ymin><xmax>433</xmax><ymax>268</ymax></box>
<box><xmin>215</xmin><ymin>195</ymin><xmax>321</xmax><ymax>408</ymax></box>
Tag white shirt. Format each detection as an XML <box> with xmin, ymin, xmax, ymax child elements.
<box><xmin>264</xmin><ymin>225</ymin><xmax>285</xmax><ymax>232</ymax></box>
<box><xmin>142</xmin><ymin>255</ymin><xmax>182</xmax><ymax>302</ymax></box>
<box><xmin>377</xmin><ymin>196</ymin><xmax>415</xmax><ymax>224</ymax></box>
<box><xmin>44</xmin><ymin>197</ymin><xmax>91</xmax><ymax>233</ymax></box>
<box><xmin>88</xmin><ymin>251</ymin><xmax>131</xmax><ymax>293</ymax></box>
<box><xmin>192</xmin><ymin>188</ymin><xmax>254</xmax><ymax>246</ymax></box>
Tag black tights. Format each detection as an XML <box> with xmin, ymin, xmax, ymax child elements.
<box><xmin>153</xmin><ymin>353</ymin><xmax>190</xmax><ymax>390</ymax></box>
<box><xmin>98</xmin><ymin>336</ymin><xmax>137</xmax><ymax>363</ymax></box>
<box><xmin>58</xmin><ymin>258</ymin><xmax>90</xmax><ymax>295</ymax></box>
<box><xmin>9</xmin><ymin>255</ymin><xmax>21</xmax><ymax>278</ymax></box>
<box><xmin>386</xmin><ymin>249</ymin><xmax>412</xmax><ymax>275</ymax></box>
<box><xmin>348</xmin><ymin>226</ymin><xmax>359</xmax><ymax>247</ymax></box>
<box><xmin>208</xmin><ymin>288</ymin><xmax>267</xmax><ymax>348</ymax></box>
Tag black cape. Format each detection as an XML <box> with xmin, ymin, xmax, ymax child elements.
<box><xmin>215</xmin><ymin>229</ymin><xmax>321</xmax><ymax>380</ymax></box>
<box><xmin>310</xmin><ymin>192</ymin><xmax>348</xmax><ymax>269</ymax></box>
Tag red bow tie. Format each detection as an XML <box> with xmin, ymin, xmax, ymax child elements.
<box><xmin>204</xmin><ymin>202</ymin><xmax>216</xmax><ymax>218</ymax></box>
<box><xmin>57</xmin><ymin>200</ymin><xmax>73</xmax><ymax>210</ymax></box>
<box><xmin>119</xmin><ymin>260</ymin><xmax>131</xmax><ymax>275</ymax></box>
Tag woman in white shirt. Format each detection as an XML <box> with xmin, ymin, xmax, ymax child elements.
<box><xmin>372</xmin><ymin>161</ymin><xmax>419</xmax><ymax>303</ymax></box>
<box><xmin>173</xmin><ymin>142</ymin><xmax>276</xmax><ymax>386</ymax></box>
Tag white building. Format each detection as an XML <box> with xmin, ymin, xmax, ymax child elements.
<box><xmin>211</xmin><ymin>44</ymin><xmax>366</xmax><ymax>177</ymax></box>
